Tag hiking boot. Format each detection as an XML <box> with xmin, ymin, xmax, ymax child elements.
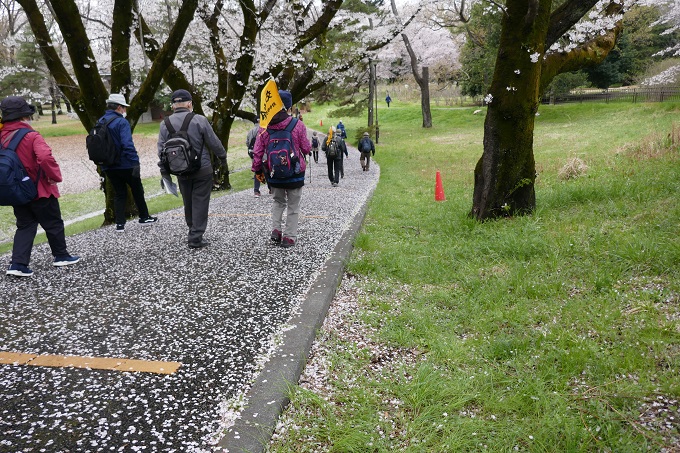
<box><xmin>270</xmin><ymin>229</ymin><xmax>282</xmax><ymax>244</ymax></box>
<box><xmin>6</xmin><ymin>263</ymin><xmax>33</xmax><ymax>277</ymax></box>
<box><xmin>139</xmin><ymin>216</ymin><xmax>158</xmax><ymax>224</ymax></box>
<box><xmin>281</xmin><ymin>237</ymin><xmax>295</xmax><ymax>248</ymax></box>
<box><xmin>188</xmin><ymin>240</ymin><xmax>210</xmax><ymax>249</ymax></box>
<box><xmin>54</xmin><ymin>255</ymin><xmax>81</xmax><ymax>267</ymax></box>
<box><xmin>115</xmin><ymin>224</ymin><xmax>125</xmax><ymax>232</ymax></box>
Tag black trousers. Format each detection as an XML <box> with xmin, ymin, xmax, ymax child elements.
<box><xmin>327</xmin><ymin>157</ymin><xmax>341</xmax><ymax>184</ymax></box>
<box><xmin>106</xmin><ymin>167</ymin><xmax>150</xmax><ymax>225</ymax></box>
<box><xmin>12</xmin><ymin>196</ymin><xmax>68</xmax><ymax>265</ymax></box>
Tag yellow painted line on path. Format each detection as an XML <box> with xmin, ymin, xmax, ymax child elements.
<box><xmin>0</xmin><ymin>351</ymin><xmax>181</xmax><ymax>375</ymax></box>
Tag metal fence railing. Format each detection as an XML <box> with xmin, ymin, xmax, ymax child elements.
<box><xmin>541</xmin><ymin>86</ymin><xmax>680</xmax><ymax>104</ymax></box>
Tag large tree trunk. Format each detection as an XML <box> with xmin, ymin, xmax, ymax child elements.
<box><xmin>470</xmin><ymin>0</ymin><xmax>624</xmax><ymax>220</ymax></box>
<box><xmin>471</xmin><ymin>0</ymin><xmax>548</xmax><ymax>219</ymax></box>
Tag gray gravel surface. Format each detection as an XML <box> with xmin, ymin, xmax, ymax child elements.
<box><xmin>0</xmin><ymin>145</ymin><xmax>378</xmax><ymax>452</ymax></box>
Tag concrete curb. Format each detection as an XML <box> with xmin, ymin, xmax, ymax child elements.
<box><xmin>217</xmin><ymin>179</ymin><xmax>375</xmax><ymax>453</ymax></box>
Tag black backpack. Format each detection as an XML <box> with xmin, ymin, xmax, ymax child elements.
<box><xmin>327</xmin><ymin>135</ymin><xmax>340</xmax><ymax>159</ymax></box>
<box><xmin>311</xmin><ymin>136</ymin><xmax>319</xmax><ymax>148</ymax></box>
<box><xmin>86</xmin><ymin>116</ymin><xmax>120</xmax><ymax>166</ymax></box>
<box><xmin>0</xmin><ymin>128</ymin><xmax>37</xmax><ymax>206</ymax></box>
<box><xmin>160</xmin><ymin>113</ymin><xmax>200</xmax><ymax>176</ymax></box>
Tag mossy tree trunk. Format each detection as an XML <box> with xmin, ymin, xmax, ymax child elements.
<box><xmin>471</xmin><ymin>0</ymin><xmax>624</xmax><ymax>220</ymax></box>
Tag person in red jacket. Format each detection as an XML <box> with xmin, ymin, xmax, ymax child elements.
<box><xmin>1</xmin><ymin>96</ymin><xmax>80</xmax><ymax>277</ymax></box>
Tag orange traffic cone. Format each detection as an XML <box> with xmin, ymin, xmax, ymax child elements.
<box><xmin>320</xmin><ymin>119</ymin><xmax>323</xmax><ymax>126</ymax></box>
<box><xmin>435</xmin><ymin>171</ymin><xmax>446</xmax><ymax>201</ymax></box>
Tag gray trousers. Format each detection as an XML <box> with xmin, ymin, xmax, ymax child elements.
<box><xmin>271</xmin><ymin>187</ymin><xmax>302</xmax><ymax>241</ymax></box>
<box><xmin>178</xmin><ymin>172</ymin><xmax>213</xmax><ymax>244</ymax></box>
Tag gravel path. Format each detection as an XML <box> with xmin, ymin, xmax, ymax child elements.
<box><xmin>0</xmin><ymin>141</ymin><xmax>379</xmax><ymax>451</ymax></box>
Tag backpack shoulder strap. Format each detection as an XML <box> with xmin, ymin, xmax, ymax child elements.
<box><xmin>103</xmin><ymin>116</ymin><xmax>118</xmax><ymax>127</ymax></box>
<box><xmin>285</xmin><ymin>117</ymin><xmax>298</xmax><ymax>133</ymax></box>
<box><xmin>178</xmin><ymin>112</ymin><xmax>195</xmax><ymax>133</ymax></box>
<box><xmin>2</xmin><ymin>128</ymin><xmax>32</xmax><ymax>151</ymax></box>
<box><xmin>163</xmin><ymin>116</ymin><xmax>176</xmax><ymax>135</ymax></box>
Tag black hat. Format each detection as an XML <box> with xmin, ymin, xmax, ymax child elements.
<box><xmin>1</xmin><ymin>96</ymin><xmax>36</xmax><ymax>122</ymax></box>
<box><xmin>171</xmin><ymin>89</ymin><xmax>193</xmax><ymax>103</ymax></box>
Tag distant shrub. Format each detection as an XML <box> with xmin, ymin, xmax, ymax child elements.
<box><xmin>558</xmin><ymin>157</ymin><xmax>589</xmax><ymax>180</ymax></box>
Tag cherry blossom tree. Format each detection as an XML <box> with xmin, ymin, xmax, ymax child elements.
<box><xmin>641</xmin><ymin>0</ymin><xmax>680</xmax><ymax>84</ymax></box>
<box><xmin>14</xmin><ymin>0</ymin><xmax>198</xmax><ymax>222</ymax></box>
<box><xmin>462</xmin><ymin>0</ymin><xmax>630</xmax><ymax>220</ymax></box>
<box><xmin>389</xmin><ymin>0</ymin><xmax>432</xmax><ymax>126</ymax></box>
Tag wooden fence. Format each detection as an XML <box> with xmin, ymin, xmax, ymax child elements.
<box><xmin>542</xmin><ymin>86</ymin><xmax>680</xmax><ymax>104</ymax></box>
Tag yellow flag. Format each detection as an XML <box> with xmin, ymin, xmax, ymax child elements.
<box><xmin>326</xmin><ymin>127</ymin><xmax>334</xmax><ymax>145</ymax></box>
<box><xmin>259</xmin><ymin>80</ymin><xmax>283</xmax><ymax>128</ymax></box>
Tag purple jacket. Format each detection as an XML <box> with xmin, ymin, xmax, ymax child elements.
<box><xmin>252</xmin><ymin>114</ymin><xmax>311</xmax><ymax>186</ymax></box>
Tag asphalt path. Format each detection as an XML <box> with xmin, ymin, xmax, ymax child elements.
<box><xmin>0</xmin><ymin>144</ymin><xmax>378</xmax><ymax>452</ymax></box>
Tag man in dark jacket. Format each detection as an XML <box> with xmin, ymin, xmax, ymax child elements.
<box><xmin>157</xmin><ymin>89</ymin><xmax>227</xmax><ymax>248</ymax></box>
<box><xmin>98</xmin><ymin>93</ymin><xmax>157</xmax><ymax>232</ymax></box>
<box><xmin>358</xmin><ymin>131</ymin><xmax>375</xmax><ymax>171</ymax></box>
<box><xmin>322</xmin><ymin>127</ymin><xmax>348</xmax><ymax>187</ymax></box>
<box><xmin>252</xmin><ymin>90</ymin><xmax>311</xmax><ymax>248</ymax></box>
<box><xmin>1</xmin><ymin>96</ymin><xmax>80</xmax><ymax>277</ymax></box>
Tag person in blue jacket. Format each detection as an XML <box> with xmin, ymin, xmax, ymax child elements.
<box><xmin>98</xmin><ymin>93</ymin><xmax>157</xmax><ymax>232</ymax></box>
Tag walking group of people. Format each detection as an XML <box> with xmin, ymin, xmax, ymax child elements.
<box><xmin>3</xmin><ymin>89</ymin><xmax>227</xmax><ymax>277</ymax></box>
<box><xmin>3</xmin><ymin>88</ymin><xmax>376</xmax><ymax>277</ymax></box>
<box><xmin>247</xmin><ymin>94</ymin><xmax>377</xmax><ymax>247</ymax></box>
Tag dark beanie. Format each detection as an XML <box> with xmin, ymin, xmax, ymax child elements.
<box><xmin>278</xmin><ymin>90</ymin><xmax>293</xmax><ymax>110</ymax></box>
<box><xmin>1</xmin><ymin>96</ymin><xmax>36</xmax><ymax>122</ymax></box>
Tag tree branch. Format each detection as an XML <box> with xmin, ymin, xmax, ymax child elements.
<box><xmin>546</xmin><ymin>0</ymin><xmax>603</xmax><ymax>49</ymax></box>
<box><xmin>541</xmin><ymin>14</ymin><xmax>623</xmax><ymax>94</ymax></box>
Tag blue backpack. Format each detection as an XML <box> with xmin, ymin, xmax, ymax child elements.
<box><xmin>265</xmin><ymin>118</ymin><xmax>303</xmax><ymax>182</ymax></box>
<box><xmin>0</xmin><ymin>128</ymin><xmax>38</xmax><ymax>206</ymax></box>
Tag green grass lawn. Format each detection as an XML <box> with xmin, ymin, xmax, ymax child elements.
<box><xmin>270</xmin><ymin>101</ymin><xmax>680</xmax><ymax>451</ymax></box>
